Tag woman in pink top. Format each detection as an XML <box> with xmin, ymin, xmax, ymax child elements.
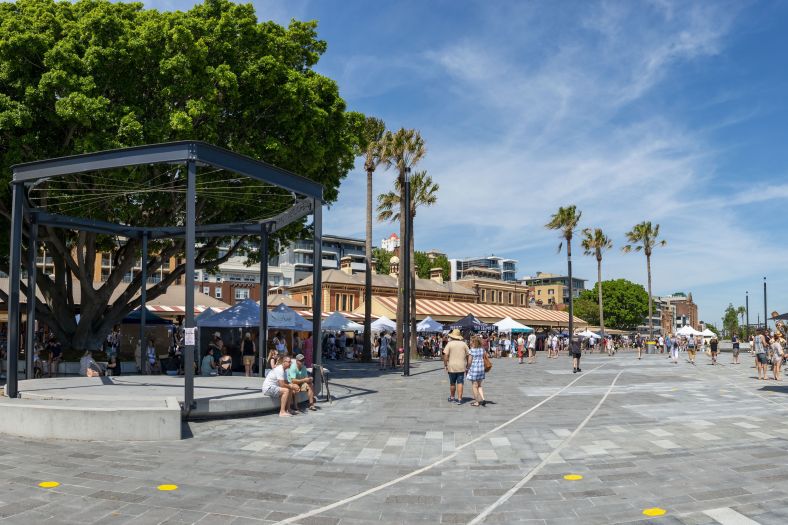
<box><xmin>302</xmin><ymin>332</ymin><xmax>313</xmax><ymax>368</ymax></box>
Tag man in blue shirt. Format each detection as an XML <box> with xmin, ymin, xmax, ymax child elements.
<box><xmin>287</xmin><ymin>354</ymin><xmax>316</xmax><ymax>412</ymax></box>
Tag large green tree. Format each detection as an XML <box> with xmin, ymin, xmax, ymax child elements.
<box><xmin>378</xmin><ymin>169</ymin><xmax>437</xmax><ymax>356</ymax></box>
<box><xmin>378</xmin><ymin>131</ymin><xmax>426</xmax><ymax>352</ymax></box>
<box><xmin>545</xmin><ymin>205</ymin><xmax>581</xmax><ymax>335</ymax></box>
<box><xmin>0</xmin><ymin>0</ymin><xmax>361</xmax><ymax>350</ymax></box>
<box><xmin>722</xmin><ymin>303</ymin><xmax>739</xmax><ymax>338</ymax></box>
<box><xmin>622</xmin><ymin>221</ymin><xmax>666</xmax><ymax>341</ymax></box>
<box><xmin>572</xmin><ymin>279</ymin><xmax>649</xmax><ymax>331</ymax></box>
<box><xmin>355</xmin><ymin>116</ymin><xmax>385</xmax><ymax>363</ymax></box>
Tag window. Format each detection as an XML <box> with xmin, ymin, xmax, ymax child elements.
<box><xmin>498</xmin><ymin>291</ymin><xmax>503</xmax><ymax>303</ymax></box>
<box><xmin>520</xmin><ymin>293</ymin><xmax>525</xmax><ymax>305</ymax></box>
<box><xmin>302</xmin><ymin>295</ymin><xmax>308</xmax><ymax>305</ymax></box>
<box><xmin>508</xmin><ymin>292</ymin><xmax>513</xmax><ymax>304</ymax></box>
<box><xmin>341</xmin><ymin>294</ymin><xmax>347</xmax><ymax>311</ymax></box>
<box><xmin>203</xmin><ymin>286</ymin><xmax>210</xmax><ymax>294</ymax></box>
<box><xmin>548</xmin><ymin>289</ymin><xmax>555</xmax><ymax>295</ymax></box>
<box><xmin>215</xmin><ymin>287</ymin><xmax>222</xmax><ymax>299</ymax></box>
<box><xmin>235</xmin><ymin>288</ymin><xmax>250</xmax><ymax>300</ymax></box>
<box><xmin>215</xmin><ymin>273</ymin><xmax>222</xmax><ymax>283</ymax></box>
<box><xmin>537</xmin><ymin>289</ymin><xmax>542</xmax><ymax>296</ymax></box>
<box><xmin>481</xmin><ymin>290</ymin><xmax>487</xmax><ymax>301</ymax></box>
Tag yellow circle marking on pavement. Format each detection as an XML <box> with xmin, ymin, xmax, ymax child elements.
<box><xmin>38</xmin><ymin>481</ymin><xmax>60</xmax><ymax>488</ymax></box>
<box><xmin>157</xmin><ymin>484</ymin><xmax>178</xmax><ymax>491</ymax></box>
<box><xmin>563</xmin><ymin>474</ymin><xmax>583</xmax><ymax>481</ymax></box>
<box><xmin>643</xmin><ymin>507</ymin><xmax>666</xmax><ymax>517</ymax></box>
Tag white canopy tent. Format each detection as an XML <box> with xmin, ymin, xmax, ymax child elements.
<box><xmin>676</xmin><ymin>325</ymin><xmax>702</xmax><ymax>337</ymax></box>
<box><xmin>576</xmin><ymin>329</ymin><xmax>601</xmax><ymax>339</ymax></box>
<box><xmin>417</xmin><ymin>316</ymin><xmax>444</xmax><ymax>333</ymax></box>
<box><xmin>370</xmin><ymin>316</ymin><xmax>396</xmax><ymax>332</ymax></box>
<box><xmin>494</xmin><ymin>317</ymin><xmax>533</xmax><ymax>333</ymax></box>
<box><xmin>322</xmin><ymin>311</ymin><xmax>363</xmax><ymax>332</ymax></box>
<box><xmin>700</xmin><ymin>328</ymin><xmax>716</xmax><ymax>337</ymax></box>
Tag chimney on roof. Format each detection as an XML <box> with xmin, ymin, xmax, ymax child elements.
<box><xmin>389</xmin><ymin>256</ymin><xmax>399</xmax><ymax>277</ymax></box>
<box><xmin>340</xmin><ymin>256</ymin><xmax>353</xmax><ymax>275</ymax></box>
<box><xmin>429</xmin><ymin>267</ymin><xmax>444</xmax><ymax>284</ymax></box>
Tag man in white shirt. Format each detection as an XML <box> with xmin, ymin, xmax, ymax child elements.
<box><xmin>262</xmin><ymin>355</ymin><xmax>300</xmax><ymax>417</ymax></box>
<box><xmin>527</xmin><ymin>332</ymin><xmax>537</xmax><ymax>364</ymax></box>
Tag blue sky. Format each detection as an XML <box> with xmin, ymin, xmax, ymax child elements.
<box><xmin>147</xmin><ymin>0</ymin><xmax>788</xmax><ymax>327</ymax></box>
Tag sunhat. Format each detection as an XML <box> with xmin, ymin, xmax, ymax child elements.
<box><xmin>448</xmin><ymin>329</ymin><xmax>463</xmax><ymax>340</ymax></box>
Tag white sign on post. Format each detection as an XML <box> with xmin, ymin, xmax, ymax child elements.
<box><xmin>184</xmin><ymin>327</ymin><xmax>196</xmax><ymax>346</ymax></box>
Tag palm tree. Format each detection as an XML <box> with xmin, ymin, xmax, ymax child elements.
<box><xmin>379</xmin><ymin>128</ymin><xmax>426</xmax><ymax>353</ymax></box>
<box><xmin>545</xmin><ymin>205</ymin><xmax>582</xmax><ymax>337</ymax></box>
<box><xmin>357</xmin><ymin>117</ymin><xmax>386</xmax><ymax>363</ymax></box>
<box><xmin>378</xmin><ymin>170</ymin><xmax>439</xmax><ymax>357</ymax></box>
<box><xmin>622</xmin><ymin>221</ymin><xmax>667</xmax><ymax>341</ymax></box>
<box><xmin>581</xmin><ymin>228</ymin><xmax>612</xmax><ymax>336</ymax></box>
<box><xmin>737</xmin><ymin>305</ymin><xmax>746</xmax><ymax>328</ymax></box>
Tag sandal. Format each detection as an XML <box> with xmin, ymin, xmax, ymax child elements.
<box><xmin>470</xmin><ymin>401</ymin><xmax>480</xmax><ymax>407</ymax></box>
<box><xmin>279</xmin><ymin>413</ymin><xmax>292</xmax><ymax>418</ymax></box>
<box><xmin>308</xmin><ymin>405</ymin><xmax>317</xmax><ymax>411</ymax></box>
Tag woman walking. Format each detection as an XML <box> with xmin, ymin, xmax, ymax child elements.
<box><xmin>709</xmin><ymin>336</ymin><xmax>719</xmax><ymax>365</ymax></box>
<box><xmin>570</xmin><ymin>335</ymin><xmax>582</xmax><ymax>373</ymax></box>
<box><xmin>731</xmin><ymin>334</ymin><xmax>740</xmax><ymax>365</ymax></box>
<box><xmin>241</xmin><ymin>332</ymin><xmax>256</xmax><ymax>377</ymax></box>
<box><xmin>753</xmin><ymin>331</ymin><xmax>768</xmax><ymax>380</ymax></box>
<box><xmin>467</xmin><ymin>335</ymin><xmax>487</xmax><ymax>406</ymax></box>
<box><xmin>770</xmin><ymin>333</ymin><xmax>783</xmax><ymax>381</ymax></box>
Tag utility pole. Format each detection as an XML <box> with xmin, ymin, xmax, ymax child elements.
<box><xmin>745</xmin><ymin>291</ymin><xmax>749</xmax><ymax>338</ymax></box>
<box><xmin>763</xmin><ymin>277</ymin><xmax>768</xmax><ymax>331</ymax></box>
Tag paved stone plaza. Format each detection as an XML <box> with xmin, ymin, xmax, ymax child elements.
<box><xmin>1</xmin><ymin>351</ymin><xmax>788</xmax><ymax>524</ymax></box>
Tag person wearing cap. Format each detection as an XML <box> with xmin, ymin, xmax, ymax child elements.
<box><xmin>262</xmin><ymin>355</ymin><xmax>300</xmax><ymax>417</ymax></box>
<box><xmin>287</xmin><ymin>353</ymin><xmax>316</xmax><ymax>411</ymax></box>
<box><xmin>443</xmin><ymin>329</ymin><xmax>471</xmax><ymax>405</ymax></box>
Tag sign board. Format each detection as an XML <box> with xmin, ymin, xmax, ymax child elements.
<box><xmin>184</xmin><ymin>327</ymin><xmax>196</xmax><ymax>346</ymax></box>
<box><xmin>270</xmin><ymin>310</ymin><xmax>295</xmax><ymax>327</ymax></box>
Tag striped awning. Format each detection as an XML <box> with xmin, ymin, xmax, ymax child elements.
<box><xmin>373</xmin><ymin>297</ymin><xmax>585</xmax><ymax>327</ymax></box>
<box><xmin>145</xmin><ymin>305</ymin><xmax>225</xmax><ymax>315</ymax></box>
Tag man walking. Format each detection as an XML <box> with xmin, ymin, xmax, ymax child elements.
<box><xmin>443</xmin><ymin>329</ymin><xmax>471</xmax><ymax>405</ymax></box>
<box><xmin>527</xmin><ymin>331</ymin><xmax>537</xmax><ymax>364</ymax></box>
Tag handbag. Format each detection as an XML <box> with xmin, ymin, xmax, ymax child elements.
<box><xmin>483</xmin><ymin>352</ymin><xmax>492</xmax><ymax>372</ymax></box>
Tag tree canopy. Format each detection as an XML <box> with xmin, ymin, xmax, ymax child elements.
<box><xmin>572</xmin><ymin>279</ymin><xmax>649</xmax><ymax>330</ymax></box>
<box><xmin>0</xmin><ymin>0</ymin><xmax>363</xmax><ymax>350</ymax></box>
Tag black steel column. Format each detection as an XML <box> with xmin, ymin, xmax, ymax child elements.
<box><xmin>184</xmin><ymin>159</ymin><xmax>196</xmax><ymax>412</ymax></box>
<box><xmin>6</xmin><ymin>183</ymin><xmax>24</xmax><ymax>398</ymax></box>
<box><xmin>402</xmin><ymin>176</ymin><xmax>411</xmax><ymax>376</ymax></box>
<box><xmin>312</xmin><ymin>199</ymin><xmax>322</xmax><ymax>367</ymax></box>
<box><xmin>746</xmin><ymin>291</ymin><xmax>749</xmax><ymax>338</ymax></box>
<box><xmin>259</xmin><ymin>224</ymin><xmax>268</xmax><ymax>377</ymax></box>
<box><xmin>763</xmin><ymin>277</ymin><xmax>767</xmax><ymax>331</ymax></box>
<box><xmin>25</xmin><ymin>216</ymin><xmax>37</xmax><ymax>379</ymax></box>
<box><xmin>139</xmin><ymin>232</ymin><xmax>148</xmax><ymax>371</ymax></box>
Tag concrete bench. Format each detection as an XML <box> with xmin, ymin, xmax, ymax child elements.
<box><xmin>0</xmin><ymin>396</ymin><xmax>181</xmax><ymax>441</ymax></box>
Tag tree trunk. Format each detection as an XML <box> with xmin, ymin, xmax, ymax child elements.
<box><xmin>362</xmin><ymin>169</ymin><xmax>373</xmax><ymax>362</ymax></box>
<box><xmin>410</xmin><ymin>208</ymin><xmax>417</xmax><ymax>360</ymax></box>
<box><xmin>597</xmin><ymin>256</ymin><xmax>605</xmax><ymax>335</ymax></box>
<box><xmin>646</xmin><ymin>253</ymin><xmax>653</xmax><ymax>340</ymax></box>
<box><xmin>395</xmin><ymin>171</ymin><xmax>406</xmax><ymax>353</ymax></box>
<box><xmin>567</xmin><ymin>238</ymin><xmax>574</xmax><ymax>337</ymax></box>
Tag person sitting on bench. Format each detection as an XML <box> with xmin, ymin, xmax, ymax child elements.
<box><xmin>218</xmin><ymin>348</ymin><xmax>233</xmax><ymax>376</ymax></box>
<box><xmin>262</xmin><ymin>355</ymin><xmax>300</xmax><ymax>417</ymax></box>
<box><xmin>80</xmin><ymin>350</ymin><xmax>104</xmax><ymax>377</ymax></box>
<box><xmin>288</xmin><ymin>353</ymin><xmax>316</xmax><ymax>412</ymax></box>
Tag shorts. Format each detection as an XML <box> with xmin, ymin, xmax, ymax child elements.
<box><xmin>733</xmin><ymin>346</ymin><xmax>740</xmax><ymax>356</ymax></box>
<box><xmin>243</xmin><ymin>355</ymin><xmax>255</xmax><ymax>366</ymax></box>
<box><xmin>756</xmin><ymin>353</ymin><xmax>768</xmax><ymax>364</ymax></box>
<box><xmin>448</xmin><ymin>372</ymin><xmax>465</xmax><ymax>385</ymax></box>
<box><xmin>263</xmin><ymin>385</ymin><xmax>282</xmax><ymax>397</ymax></box>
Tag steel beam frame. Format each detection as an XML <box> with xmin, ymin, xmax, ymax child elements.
<box><xmin>6</xmin><ymin>141</ymin><xmax>323</xmax><ymax>418</ymax></box>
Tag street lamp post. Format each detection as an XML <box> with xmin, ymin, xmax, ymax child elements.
<box><xmin>763</xmin><ymin>277</ymin><xmax>768</xmax><ymax>331</ymax></box>
<box><xmin>745</xmin><ymin>291</ymin><xmax>749</xmax><ymax>338</ymax></box>
<box><xmin>402</xmin><ymin>174</ymin><xmax>411</xmax><ymax>377</ymax></box>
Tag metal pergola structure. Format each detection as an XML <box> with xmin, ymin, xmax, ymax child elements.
<box><xmin>5</xmin><ymin>141</ymin><xmax>323</xmax><ymax>414</ymax></box>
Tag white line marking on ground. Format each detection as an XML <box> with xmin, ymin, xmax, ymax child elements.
<box><xmin>703</xmin><ymin>506</ymin><xmax>762</xmax><ymax>525</ymax></box>
<box><xmin>272</xmin><ymin>364</ymin><xmax>609</xmax><ymax>525</ymax></box>
<box><xmin>468</xmin><ymin>371</ymin><xmax>622</xmax><ymax>525</ymax></box>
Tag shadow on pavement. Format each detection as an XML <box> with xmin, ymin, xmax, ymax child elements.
<box><xmin>760</xmin><ymin>385</ymin><xmax>788</xmax><ymax>394</ymax></box>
